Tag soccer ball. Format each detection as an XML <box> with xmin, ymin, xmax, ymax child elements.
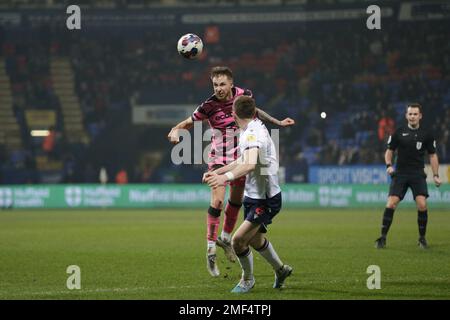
<box><xmin>177</xmin><ymin>33</ymin><xmax>203</xmax><ymax>59</ymax></box>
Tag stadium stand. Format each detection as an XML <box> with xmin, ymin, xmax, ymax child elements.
<box><xmin>0</xmin><ymin>1</ymin><xmax>449</xmax><ymax>183</ymax></box>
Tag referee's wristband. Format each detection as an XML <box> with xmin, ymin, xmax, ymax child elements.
<box><xmin>433</xmin><ymin>174</ymin><xmax>439</xmax><ymax>178</ymax></box>
<box><xmin>386</xmin><ymin>164</ymin><xmax>392</xmax><ymax>168</ymax></box>
<box><xmin>225</xmin><ymin>172</ymin><xmax>235</xmax><ymax>181</ymax></box>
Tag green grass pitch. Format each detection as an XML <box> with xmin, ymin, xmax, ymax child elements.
<box><xmin>0</xmin><ymin>208</ymin><xmax>449</xmax><ymax>300</ymax></box>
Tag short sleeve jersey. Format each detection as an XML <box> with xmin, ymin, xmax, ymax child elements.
<box><xmin>387</xmin><ymin>126</ymin><xmax>436</xmax><ymax>174</ymax></box>
<box><xmin>192</xmin><ymin>87</ymin><xmax>252</xmax><ymax>167</ymax></box>
<box><xmin>239</xmin><ymin>118</ymin><xmax>281</xmax><ymax>199</ymax></box>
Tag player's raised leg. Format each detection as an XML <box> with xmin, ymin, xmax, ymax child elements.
<box><xmin>217</xmin><ymin>183</ymin><xmax>244</xmax><ymax>263</ymax></box>
<box><xmin>206</xmin><ymin>185</ymin><xmax>226</xmax><ymax>277</ymax></box>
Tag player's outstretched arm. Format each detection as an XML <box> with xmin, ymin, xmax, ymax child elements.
<box><xmin>167</xmin><ymin>117</ymin><xmax>194</xmax><ymax>144</ymax></box>
<box><xmin>214</xmin><ymin>159</ymin><xmax>240</xmax><ymax>175</ymax></box>
<box><xmin>429</xmin><ymin>153</ymin><xmax>441</xmax><ymax>187</ymax></box>
<box><xmin>202</xmin><ymin>159</ymin><xmax>240</xmax><ymax>183</ymax></box>
<box><xmin>255</xmin><ymin>108</ymin><xmax>295</xmax><ymax>127</ymax></box>
<box><xmin>205</xmin><ymin>148</ymin><xmax>258</xmax><ymax>188</ymax></box>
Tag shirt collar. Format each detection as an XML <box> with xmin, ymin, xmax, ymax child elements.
<box><xmin>407</xmin><ymin>124</ymin><xmax>420</xmax><ymax>130</ymax></box>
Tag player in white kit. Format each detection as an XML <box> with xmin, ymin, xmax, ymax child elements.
<box><xmin>204</xmin><ymin>95</ymin><xmax>293</xmax><ymax>293</ymax></box>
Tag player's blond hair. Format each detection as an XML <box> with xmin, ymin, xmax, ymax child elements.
<box><xmin>210</xmin><ymin>66</ymin><xmax>233</xmax><ymax>80</ymax></box>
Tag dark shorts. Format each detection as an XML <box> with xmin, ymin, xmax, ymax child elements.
<box><xmin>243</xmin><ymin>192</ymin><xmax>282</xmax><ymax>233</ymax></box>
<box><xmin>388</xmin><ymin>172</ymin><xmax>429</xmax><ymax>200</ymax></box>
<box><xmin>208</xmin><ymin>164</ymin><xmax>246</xmax><ymax>187</ymax></box>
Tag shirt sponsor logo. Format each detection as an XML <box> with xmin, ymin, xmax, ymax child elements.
<box><xmin>214</xmin><ymin>113</ymin><xmax>232</xmax><ymax>121</ymax></box>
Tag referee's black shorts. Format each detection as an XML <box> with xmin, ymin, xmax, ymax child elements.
<box><xmin>388</xmin><ymin>172</ymin><xmax>429</xmax><ymax>200</ymax></box>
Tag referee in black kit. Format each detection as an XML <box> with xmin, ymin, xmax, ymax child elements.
<box><xmin>375</xmin><ymin>103</ymin><xmax>442</xmax><ymax>249</ymax></box>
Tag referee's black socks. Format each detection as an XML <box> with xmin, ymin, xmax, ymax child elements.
<box><xmin>381</xmin><ymin>208</ymin><xmax>395</xmax><ymax>238</ymax></box>
<box><xmin>418</xmin><ymin>210</ymin><xmax>428</xmax><ymax>238</ymax></box>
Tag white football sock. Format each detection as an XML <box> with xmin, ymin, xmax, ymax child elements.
<box><xmin>237</xmin><ymin>249</ymin><xmax>254</xmax><ymax>281</ymax></box>
<box><xmin>257</xmin><ymin>240</ymin><xmax>283</xmax><ymax>271</ymax></box>
<box><xmin>207</xmin><ymin>240</ymin><xmax>216</xmax><ymax>253</ymax></box>
<box><xmin>220</xmin><ymin>231</ymin><xmax>231</xmax><ymax>242</ymax></box>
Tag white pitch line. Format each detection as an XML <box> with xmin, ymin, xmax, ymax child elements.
<box><xmin>0</xmin><ymin>281</ymin><xmax>309</xmax><ymax>298</ymax></box>
<box><xmin>0</xmin><ymin>284</ymin><xmax>221</xmax><ymax>298</ymax></box>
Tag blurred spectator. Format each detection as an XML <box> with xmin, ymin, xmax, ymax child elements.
<box><xmin>1</xmin><ymin>6</ymin><xmax>449</xmax><ymax>184</ymax></box>
<box><xmin>378</xmin><ymin>110</ymin><xmax>395</xmax><ymax>142</ymax></box>
<box><xmin>42</xmin><ymin>126</ymin><xmax>57</xmax><ymax>158</ymax></box>
<box><xmin>99</xmin><ymin>167</ymin><xmax>108</xmax><ymax>184</ymax></box>
<box><xmin>338</xmin><ymin>147</ymin><xmax>358</xmax><ymax>165</ymax></box>
<box><xmin>115</xmin><ymin>168</ymin><xmax>128</xmax><ymax>184</ymax></box>
<box><xmin>139</xmin><ymin>162</ymin><xmax>154</xmax><ymax>183</ymax></box>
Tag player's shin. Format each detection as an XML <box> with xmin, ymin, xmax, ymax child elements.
<box><xmin>255</xmin><ymin>238</ymin><xmax>283</xmax><ymax>271</ymax></box>
<box><xmin>222</xmin><ymin>200</ymin><xmax>242</xmax><ymax>241</ymax></box>
<box><xmin>381</xmin><ymin>207</ymin><xmax>395</xmax><ymax>238</ymax></box>
<box><xmin>236</xmin><ymin>247</ymin><xmax>254</xmax><ymax>280</ymax></box>
<box><xmin>207</xmin><ymin>207</ymin><xmax>221</xmax><ymax>252</ymax></box>
<box><xmin>418</xmin><ymin>210</ymin><xmax>428</xmax><ymax>238</ymax></box>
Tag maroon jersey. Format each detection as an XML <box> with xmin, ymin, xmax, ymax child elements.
<box><xmin>192</xmin><ymin>86</ymin><xmax>252</xmax><ymax>168</ymax></box>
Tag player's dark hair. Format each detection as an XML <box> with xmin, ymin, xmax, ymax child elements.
<box><xmin>210</xmin><ymin>66</ymin><xmax>233</xmax><ymax>80</ymax></box>
<box><xmin>406</xmin><ymin>103</ymin><xmax>422</xmax><ymax>113</ymax></box>
<box><xmin>233</xmin><ymin>96</ymin><xmax>256</xmax><ymax>119</ymax></box>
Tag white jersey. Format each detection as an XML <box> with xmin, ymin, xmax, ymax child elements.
<box><xmin>239</xmin><ymin>118</ymin><xmax>281</xmax><ymax>199</ymax></box>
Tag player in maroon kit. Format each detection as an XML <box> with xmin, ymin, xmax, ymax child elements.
<box><xmin>168</xmin><ymin>66</ymin><xmax>295</xmax><ymax>277</ymax></box>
